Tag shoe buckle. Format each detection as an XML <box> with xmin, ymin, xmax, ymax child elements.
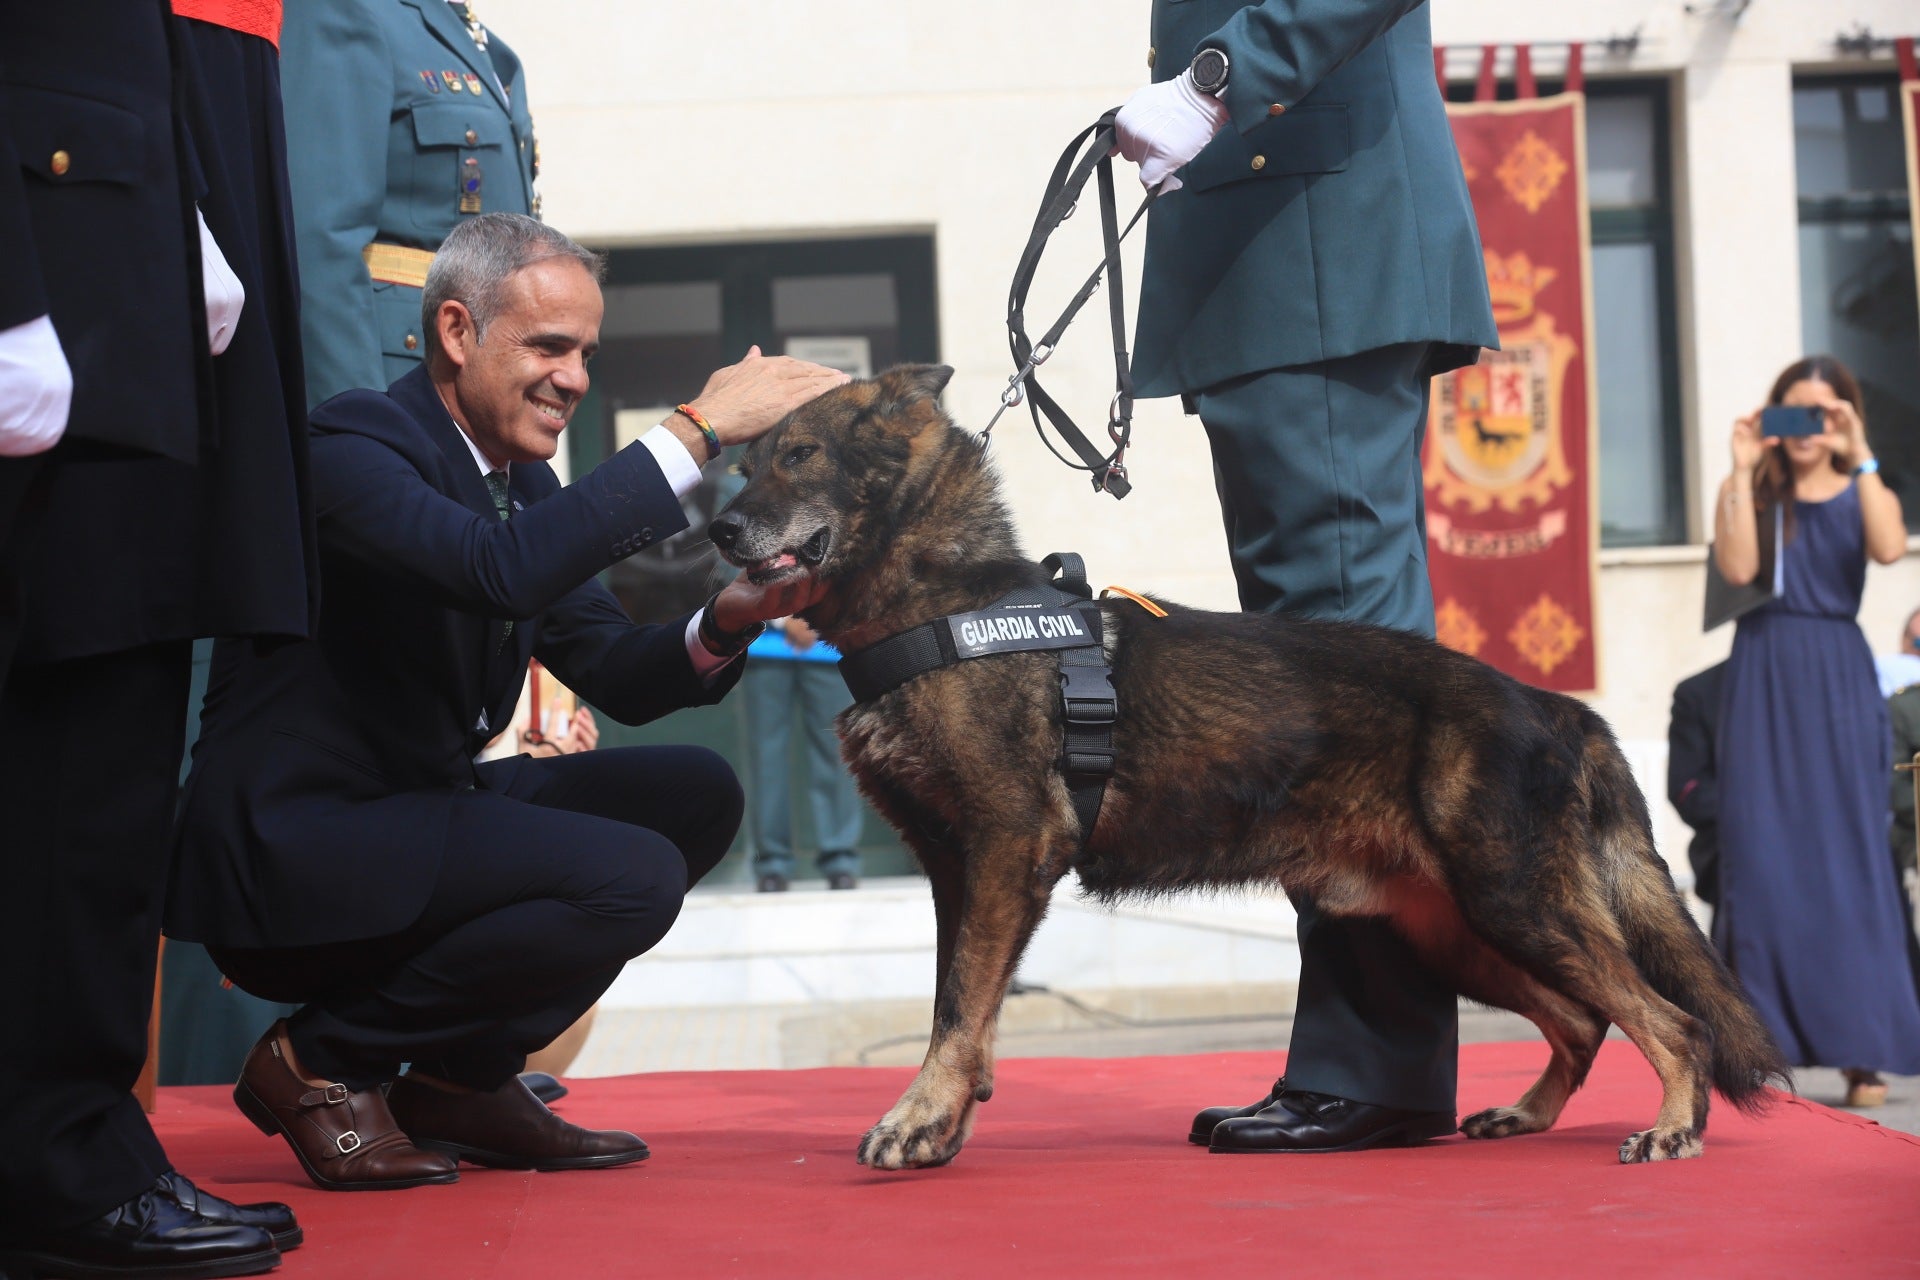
<box><xmin>336</xmin><ymin>1130</ymin><xmax>362</xmax><ymax>1154</ymax></box>
<box><xmin>323</xmin><ymin>1083</ymin><xmax>350</xmax><ymax>1105</ymax></box>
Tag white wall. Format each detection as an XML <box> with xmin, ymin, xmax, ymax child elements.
<box><xmin>489</xmin><ymin>0</ymin><xmax>1920</xmax><ymax>766</ymax></box>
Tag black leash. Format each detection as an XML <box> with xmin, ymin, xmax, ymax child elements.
<box><xmin>986</xmin><ymin>111</ymin><xmax>1159</xmax><ymax>500</ymax></box>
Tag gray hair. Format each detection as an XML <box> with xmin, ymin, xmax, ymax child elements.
<box><xmin>421</xmin><ymin>213</ymin><xmax>605</xmax><ymax>360</ymax></box>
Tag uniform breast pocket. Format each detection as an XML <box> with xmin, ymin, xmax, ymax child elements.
<box><xmin>405</xmin><ymin>103</ymin><xmax>512</xmax><ymax>233</ymax></box>
<box><xmin>6</xmin><ymin>86</ymin><xmax>153</xmax><ymax>187</ymax></box>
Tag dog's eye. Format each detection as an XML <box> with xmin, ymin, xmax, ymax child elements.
<box><xmin>782</xmin><ymin>444</ymin><xmax>818</xmax><ymax>468</ymax></box>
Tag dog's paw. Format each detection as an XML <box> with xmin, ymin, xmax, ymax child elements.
<box><xmin>1460</xmin><ymin>1106</ymin><xmax>1545</xmax><ymax>1140</ymax></box>
<box><xmin>1618</xmin><ymin>1127</ymin><xmax>1703</xmax><ymax>1163</ymax></box>
<box><xmin>857</xmin><ymin>1117</ymin><xmax>960</xmax><ymax>1170</ymax></box>
<box><xmin>856</xmin><ymin>1094</ymin><xmax>975</xmax><ymax>1170</ymax></box>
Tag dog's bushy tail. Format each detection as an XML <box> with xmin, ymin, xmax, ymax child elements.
<box><xmin>1584</xmin><ymin>723</ymin><xmax>1791</xmax><ymax>1115</ymax></box>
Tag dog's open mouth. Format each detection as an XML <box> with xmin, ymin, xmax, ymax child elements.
<box><xmin>745</xmin><ymin>528</ymin><xmax>831</xmax><ymax>584</ymax></box>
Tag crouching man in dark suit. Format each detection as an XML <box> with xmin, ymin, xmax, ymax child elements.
<box><xmin>167</xmin><ymin>212</ymin><xmax>846</xmax><ymax>1191</ymax></box>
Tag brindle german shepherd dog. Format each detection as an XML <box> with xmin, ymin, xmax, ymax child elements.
<box><xmin>709</xmin><ymin>364</ymin><xmax>1788</xmax><ymax>1171</ymax></box>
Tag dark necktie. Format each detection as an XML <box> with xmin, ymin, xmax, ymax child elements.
<box><xmin>485</xmin><ymin>471</ymin><xmax>512</xmax><ymax>647</ymax></box>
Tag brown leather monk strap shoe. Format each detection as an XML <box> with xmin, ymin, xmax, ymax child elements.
<box><xmin>387</xmin><ymin>1072</ymin><xmax>650</xmax><ymax>1171</ymax></box>
<box><xmin>233</xmin><ymin>1021</ymin><xmax>459</xmax><ymax>1192</ymax></box>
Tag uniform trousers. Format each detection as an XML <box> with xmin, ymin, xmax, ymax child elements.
<box><xmin>743</xmin><ymin>658</ymin><xmax>863</xmax><ymax>880</ymax></box>
<box><xmin>1190</xmin><ymin>341</ymin><xmax>1458</xmax><ymax>1113</ymax></box>
<box><xmin>0</xmin><ymin>636</ymin><xmax>195</xmax><ymax>1233</ymax></box>
<box><xmin>210</xmin><ymin>745</ymin><xmax>740</xmax><ymax>1091</ymax></box>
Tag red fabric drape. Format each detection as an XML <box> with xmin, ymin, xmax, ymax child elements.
<box><xmin>1475</xmin><ymin>45</ymin><xmax>1499</xmax><ymax>103</ymax></box>
<box><xmin>1514</xmin><ymin>45</ymin><xmax>1537</xmax><ymax>100</ymax></box>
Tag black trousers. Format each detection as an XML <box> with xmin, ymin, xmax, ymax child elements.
<box><xmin>212</xmin><ymin>745</ymin><xmax>740</xmax><ymax>1091</ymax></box>
<box><xmin>0</xmin><ymin>640</ymin><xmax>195</xmax><ymax>1234</ymax></box>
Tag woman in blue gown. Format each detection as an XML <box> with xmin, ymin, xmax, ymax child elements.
<box><xmin>1712</xmin><ymin>356</ymin><xmax>1920</xmax><ymax>1107</ymax></box>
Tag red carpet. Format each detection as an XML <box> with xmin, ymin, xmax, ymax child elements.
<box><xmin>153</xmin><ymin>1042</ymin><xmax>1918</xmax><ymax>1278</ymax></box>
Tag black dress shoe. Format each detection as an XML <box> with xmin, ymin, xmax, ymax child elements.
<box><xmin>756</xmin><ymin>873</ymin><xmax>789</xmax><ymax>893</ymax></box>
<box><xmin>157</xmin><ymin>1171</ymin><xmax>302</xmax><ymax>1252</ymax></box>
<box><xmin>826</xmin><ymin>872</ymin><xmax>858</xmax><ymax>891</ymax></box>
<box><xmin>1209</xmin><ymin>1089</ymin><xmax>1456</xmax><ymax>1154</ymax></box>
<box><xmin>0</xmin><ymin>1183</ymin><xmax>279</xmax><ymax>1280</ymax></box>
<box><xmin>518</xmin><ymin>1071</ymin><xmax>570</xmax><ymax>1105</ymax></box>
<box><xmin>1187</xmin><ymin>1076</ymin><xmax>1286</xmax><ymax>1145</ymax></box>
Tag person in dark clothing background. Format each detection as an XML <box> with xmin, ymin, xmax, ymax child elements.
<box><xmin>1667</xmin><ymin>660</ymin><xmax>1727</xmax><ymax>907</ymax></box>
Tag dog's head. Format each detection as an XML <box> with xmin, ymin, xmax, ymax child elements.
<box><xmin>708</xmin><ymin>363</ymin><xmax>957</xmax><ymax>592</ymax></box>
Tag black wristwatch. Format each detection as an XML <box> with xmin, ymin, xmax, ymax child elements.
<box><xmin>698</xmin><ymin>593</ymin><xmax>765</xmax><ymax>658</ymax></box>
<box><xmin>1191</xmin><ymin>46</ymin><xmax>1230</xmax><ymax>96</ymax></box>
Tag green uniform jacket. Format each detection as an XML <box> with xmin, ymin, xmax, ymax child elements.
<box><xmin>1133</xmin><ymin>0</ymin><xmax>1497</xmax><ymax>396</ymax></box>
<box><xmin>282</xmin><ymin>0</ymin><xmax>537</xmax><ymax>408</ymax></box>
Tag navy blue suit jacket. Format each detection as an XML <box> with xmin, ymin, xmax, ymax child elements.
<box><xmin>170</xmin><ymin>365</ymin><xmax>738</xmax><ymax>948</ymax></box>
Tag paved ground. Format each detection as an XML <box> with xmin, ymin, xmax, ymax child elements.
<box><xmin>577</xmin><ymin>988</ymin><xmax>1920</xmax><ymax>1137</ymax></box>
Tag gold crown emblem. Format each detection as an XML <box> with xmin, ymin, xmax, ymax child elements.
<box><xmin>1483</xmin><ymin>250</ymin><xmax>1556</xmax><ymax>327</ymax></box>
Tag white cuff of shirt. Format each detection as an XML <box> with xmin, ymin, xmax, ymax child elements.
<box><xmin>641</xmin><ymin>425</ymin><xmax>704</xmax><ymax>499</ymax></box>
<box><xmin>684</xmin><ymin>611</ymin><xmax>741</xmax><ymax>682</ymax></box>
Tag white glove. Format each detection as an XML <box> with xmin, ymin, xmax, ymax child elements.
<box><xmin>197</xmin><ymin>204</ymin><xmax>245</xmax><ymax>356</ymax></box>
<box><xmin>1114</xmin><ymin>69</ymin><xmax>1231</xmax><ymax>194</ymax></box>
<box><xmin>0</xmin><ymin>314</ymin><xmax>73</xmax><ymax>457</ymax></box>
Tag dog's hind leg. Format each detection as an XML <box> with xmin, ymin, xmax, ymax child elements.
<box><xmin>1454</xmin><ymin>966</ymin><xmax>1607</xmax><ymax>1141</ymax></box>
<box><xmin>1387</xmin><ymin>883</ymin><xmax>1607</xmax><ymax>1140</ymax></box>
<box><xmin>857</xmin><ymin>837</ymin><xmax>1064</xmax><ymax>1171</ymax></box>
<box><xmin>1440</xmin><ymin>882</ymin><xmax>1714</xmax><ymax>1162</ymax></box>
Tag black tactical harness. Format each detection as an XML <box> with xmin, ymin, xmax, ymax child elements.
<box><xmin>838</xmin><ymin>553</ymin><xmax>1118</xmax><ymax>840</ymax></box>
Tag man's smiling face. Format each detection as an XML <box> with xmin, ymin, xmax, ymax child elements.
<box><xmin>445</xmin><ymin>255</ymin><xmax>602</xmax><ymax>466</ymax></box>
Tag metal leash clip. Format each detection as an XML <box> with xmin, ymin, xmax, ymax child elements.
<box><xmin>1096</xmin><ymin>392</ymin><xmax>1132</xmax><ymax>496</ymax></box>
<box><xmin>982</xmin><ymin>342</ymin><xmax>1054</xmax><ymax>439</ymax></box>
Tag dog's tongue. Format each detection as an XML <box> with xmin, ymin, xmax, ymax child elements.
<box><xmin>764</xmin><ymin>553</ymin><xmax>798</xmax><ymax>571</ymax></box>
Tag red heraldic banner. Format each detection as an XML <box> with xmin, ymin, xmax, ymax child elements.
<box><xmin>1425</xmin><ymin>90</ymin><xmax>1601</xmax><ymax>694</ymax></box>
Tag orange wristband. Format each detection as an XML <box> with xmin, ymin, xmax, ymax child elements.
<box><xmin>677</xmin><ymin>403</ymin><xmax>721</xmax><ymax>460</ymax></box>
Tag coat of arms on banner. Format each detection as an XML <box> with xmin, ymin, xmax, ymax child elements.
<box><xmin>1425</xmin><ymin>251</ymin><xmax>1576</xmax><ymax>519</ymax></box>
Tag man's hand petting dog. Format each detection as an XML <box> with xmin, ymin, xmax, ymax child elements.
<box><xmin>711</xmin><ymin>570</ymin><xmax>828</xmax><ymax>636</ymax></box>
<box><xmin>667</xmin><ymin>345</ymin><xmax>849</xmax><ymax>459</ymax></box>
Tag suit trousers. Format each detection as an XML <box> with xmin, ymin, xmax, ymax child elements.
<box><xmin>1190</xmin><ymin>342</ymin><xmax>1458</xmax><ymax>1112</ymax></box>
<box><xmin>0</xmin><ymin>639</ymin><xmax>194</xmax><ymax>1233</ymax></box>
<box><xmin>743</xmin><ymin>658</ymin><xmax>863</xmax><ymax>879</ymax></box>
<box><xmin>210</xmin><ymin>744</ymin><xmax>741</xmax><ymax>1091</ymax></box>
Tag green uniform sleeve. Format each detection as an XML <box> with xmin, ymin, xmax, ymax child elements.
<box><xmin>281</xmin><ymin>0</ymin><xmax>396</xmax><ymax>406</ymax></box>
<box><xmin>1202</xmin><ymin>0</ymin><xmax>1432</xmax><ymax>135</ymax></box>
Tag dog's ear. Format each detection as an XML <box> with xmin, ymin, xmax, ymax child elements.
<box><xmin>875</xmin><ymin>364</ymin><xmax>954</xmax><ymax>407</ymax></box>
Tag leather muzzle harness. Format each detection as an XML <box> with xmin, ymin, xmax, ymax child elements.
<box><xmin>985</xmin><ymin>112</ymin><xmax>1160</xmax><ymax>501</ymax></box>
<box><xmin>839</xmin><ymin>553</ymin><xmax>1119</xmax><ymax>842</ymax></box>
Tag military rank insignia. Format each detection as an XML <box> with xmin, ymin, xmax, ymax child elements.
<box><xmin>460</xmin><ymin>157</ymin><xmax>483</xmax><ymax>213</ymax></box>
<box><xmin>420</xmin><ymin>69</ymin><xmax>441</xmax><ymax>93</ymax></box>
<box><xmin>442</xmin><ymin>70</ymin><xmax>463</xmax><ymax>93</ymax></box>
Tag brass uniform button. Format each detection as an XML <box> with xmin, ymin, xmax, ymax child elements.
<box><xmin>50</xmin><ymin>149</ymin><xmax>71</xmax><ymax>176</ymax></box>
<box><xmin>1146</xmin><ymin>47</ymin><xmax>1155</xmax><ymax>69</ymax></box>
<box><xmin>1251</xmin><ymin>155</ymin><xmax>1266</xmax><ymax>171</ymax></box>
<box><xmin>465</xmin><ymin>128</ymin><xmax>478</xmax><ymax>145</ymax></box>
<box><xmin>404</xmin><ymin>333</ymin><xmax>419</xmax><ymax>351</ymax></box>
<box><xmin>1269</xmin><ymin>103</ymin><xmax>1287</xmax><ymax>116</ymax></box>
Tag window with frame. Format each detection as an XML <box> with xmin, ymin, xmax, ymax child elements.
<box><xmin>1793</xmin><ymin>73</ymin><xmax>1920</xmax><ymax>529</ymax></box>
